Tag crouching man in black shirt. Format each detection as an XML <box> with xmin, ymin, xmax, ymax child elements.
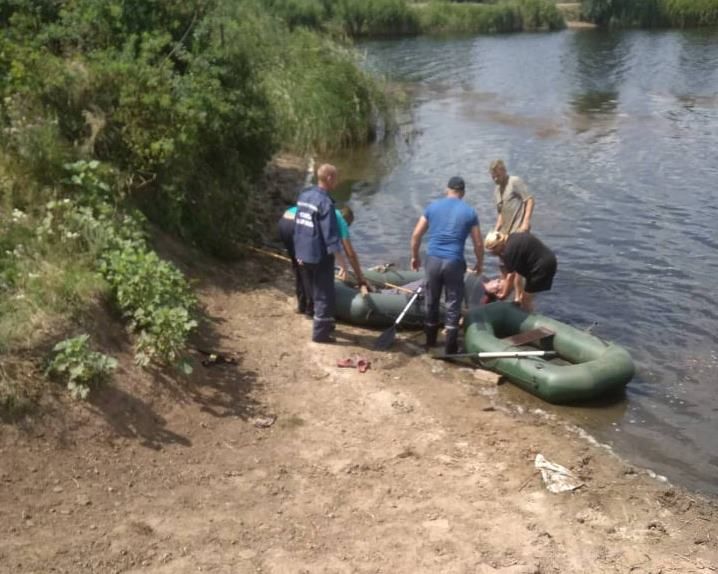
<box><xmin>484</xmin><ymin>231</ymin><xmax>557</xmax><ymax>312</ymax></box>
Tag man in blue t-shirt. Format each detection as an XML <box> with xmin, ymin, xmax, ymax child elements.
<box><xmin>410</xmin><ymin>176</ymin><xmax>484</xmax><ymax>354</ymax></box>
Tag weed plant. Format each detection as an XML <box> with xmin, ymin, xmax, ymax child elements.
<box><xmin>415</xmin><ymin>0</ymin><xmax>565</xmax><ymax>33</ymax></box>
<box><xmin>1</xmin><ymin>160</ymin><xmax>197</xmax><ymax>384</ymax></box>
<box><xmin>252</xmin><ymin>0</ymin><xmax>564</xmax><ymax>34</ymax></box>
<box><xmin>581</xmin><ymin>0</ymin><xmax>718</xmax><ymax>26</ymax></box>
<box><xmin>47</xmin><ymin>334</ymin><xmax>117</xmax><ymax>400</ymax></box>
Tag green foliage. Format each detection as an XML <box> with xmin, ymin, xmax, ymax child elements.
<box><xmin>414</xmin><ymin>1</ymin><xmax>517</xmax><ymax>33</ymax></box>
<box><xmin>414</xmin><ymin>0</ymin><xmax>564</xmax><ymax>34</ymax></box>
<box><xmin>332</xmin><ymin>0</ymin><xmax>420</xmax><ymax>35</ymax></box>
<box><xmin>581</xmin><ymin>0</ymin><xmax>718</xmax><ymax>26</ymax></box>
<box><xmin>135</xmin><ymin>307</ymin><xmax>197</xmax><ymax>373</ymax></box>
<box><xmin>50</xmin><ymin>162</ymin><xmax>197</xmax><ymax>370</ymax></box>
<box><xmin>1</xmin><ymin>159</ymin><xmax>197</xmax><ymax>374</ymax></box>
<box><xmin>249</xmin><ymin>0</ymin><xmax>563</xmax><ymax>35</ymax></box>
<box><xmin>2</xmin><ymin>0</ymin><xmax>396</xmax><ymax>253</ymax></box>
<box><xmin>514</xmin><ymin>0</ymin><xmax>566</xmax><ymax>30</ymax></box>
<box><xmin>99</xmin><ymin>239</ymin><xmax>197</xmax><ymax>368</ymax></box>
<box><xmin>47</xmin><ymin>334</ymin><xmax>117</xmax><ymax>400</ymax></box>
<box><xmin>252</xmin><ymin>0</ymin><xmax>328</xmax><ymax>29</ymax></box>
<box><xmin>201</xmin><ymin>2</ymin><xmax>392</xmax><ymax>157</ymax></box>
<box><xmin>0</xmin><ymin>192</ymin><xmax>108</xmax><ymax>353</ymax></box>
<box><xmin>261</xmin><ymin>29</ymin><xmax>390</xmax><ymax>152</ymax></box>
<box><xmin>660</xmin><ymin>0</ymin><xmax>718</xmax><ymax>25</ymax></box>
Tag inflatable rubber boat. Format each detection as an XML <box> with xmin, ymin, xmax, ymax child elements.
<box><xmin>334</xmin><ymin>268</ymin><xmax>427</xmax><ymax>328</ymax></box>
<box><xmin>464</xmin><ymin>302</ymin><xmax>635</xmax><ymax>404</ymax></box>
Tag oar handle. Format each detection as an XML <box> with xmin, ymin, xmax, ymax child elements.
<box><xmin>338</xmin><ymin>268</ymin><xmax>415</xmax><ymax>294</ymax></box>
<box><xmin>478</xmin><ymin>350</ymin><xmax>556</xmax><ymax>359</ymax></box>
<box><xmin>243</xmin><ymin>244</ymin><xmax>291</xmax><ymax>263</ymax></box>
<box><xmin>379</xmin><ymin>281</ymin><xmax>414</xmax><ymax>294</ymax></box>
<box><xmin>394</xmin><ymin>286</ymin><xmax>422</xmax><ymax>326</ymax></box>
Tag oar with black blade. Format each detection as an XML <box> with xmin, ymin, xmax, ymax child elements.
<box><xmin>374</xmin><ymin>286</ymin><xmax>423</xmax><ymax>350</ymax></box>
<box><xmin>432</xmin><ymin>350</ymin><xmax>557</xmax><ymax>361</ymax></box>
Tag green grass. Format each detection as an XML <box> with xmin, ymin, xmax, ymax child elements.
<box><xmin>414</xmin><ymin>0</ymin><xmax>566</xmax><ymax>33</ymax></box>
<box><xmin>0</xmin><ymin>215</ymin><xmax>108</xmax><ymax>353</ymax></box>
<box><xmin>581</xmin><ymin>0</ymin><xmax>718</xmax><ymax>27</ymax></box>
<box><xmin>663</xmin><ymin>0</ymin><xmax>718</xmax><ymax>25</ymax></box>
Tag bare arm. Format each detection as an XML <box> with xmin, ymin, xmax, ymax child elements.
<box><xmin>410</xmin><ymin>216</ymin><xmax>429</xmax><ymax>271</ymax></box>
<box><xmin>497</xmin><ymin>271</ymin><xmax>516</xmax><ymax>300</ymax></box>
<box><xmin>335</xmin><ymin>250</ymin><xmax>350</xmax><ymax>281</ymax></box>
<box><xmin>341</xmin><ymin>238</ymin><xmax>368</xmax><ymax>286</ymax></box>
<box><xmin>469</xmin><ymin>225</ymin><xmax>484</xmax><ymax>275</ymax></box>
<box><xmin>513</xmin><ymin>273</ymin><xmax>525</xmax><ymax>303</ymax></box>
<box><xmin>518</xmin><ymin>196</ymin><xmax>535</xmax><ymax>232</ymax></box>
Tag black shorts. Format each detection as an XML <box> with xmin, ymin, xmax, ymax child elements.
<box><xmin>525</xmin><ymin>257</ymin><xmax>557</xmax><ymax>294</ymax></box>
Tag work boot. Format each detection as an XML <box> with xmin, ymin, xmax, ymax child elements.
<box><xmin>444</xmin><ymin>328</ymin><xmax>459</xmax><ymax>356</ymax></box>
<box><xmin>424</xmin><ymin>325</ymin><xmax>439</xmax><ymax>350</ymax></box>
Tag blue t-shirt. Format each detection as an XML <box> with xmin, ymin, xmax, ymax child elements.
<box><xmin>286</xmin><ymin>206</ymin><xmax>350</xmax><ymax>240</ymax></box>
<box><xmin>424</xmin><ymin>197</ymin><xmax>479</xmax><ymax>262</ymax></box>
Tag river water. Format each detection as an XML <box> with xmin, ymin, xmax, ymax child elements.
<box><xmin>330</xmin><ymin>29</ymin><xmax>718</xmax><ymax>496</ymax></box>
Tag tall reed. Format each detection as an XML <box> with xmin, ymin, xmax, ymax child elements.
<box><xmin>581</xmin><ymin>0</ymin><xmax>718</xmax><ymax>27</ymax></box>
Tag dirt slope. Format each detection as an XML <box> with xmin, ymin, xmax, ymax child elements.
<box><xmin>1</xmin><ymin>248</ymin><xmax>717</xmax><ymax>574</ymax></box>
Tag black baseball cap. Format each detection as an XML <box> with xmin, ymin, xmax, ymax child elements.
<box><xmin>447</xmin><ymin>176</ymin><xmax>465</xmax><ymax>191</ymax></box>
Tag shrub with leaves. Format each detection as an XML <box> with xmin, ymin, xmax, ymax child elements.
<box><xmin>99</xmin><ymin>239</ymin><xmax>197</xmax><ymax>370</ymax></box>
<box><xmin>47</xmin><ymin>334</ymin><xmax>117</xmax><ymax>400</ymax></box>
<box><xmin>35</xmin><ymin>162</ymin><xmax>197</xmax><ymax>371</ymax></box>
<box><xmin>135</xmin><ymin>307</ymin><xmax>197</xmax><ymax>373</ymax></box>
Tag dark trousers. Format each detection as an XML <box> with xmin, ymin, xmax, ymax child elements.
<box><xmin>425</xmin><ymin>255</ymin><xmax>465</xmax><ymax>332</ymax></box>
<box><xmin>302</xmin><ymin>254</ymin><xmax>336</xmax><ymax>342</ymax></box>
<box><xmin>278</xmin><ymin>217</ymin><xmax>313</xmax><ymax>316</ymax></box>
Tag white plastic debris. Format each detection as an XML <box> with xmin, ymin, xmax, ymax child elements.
<box><xmin>534</xmin><ymin>454</ymin><xmax>583</xmax><ymax>493</ymax></box>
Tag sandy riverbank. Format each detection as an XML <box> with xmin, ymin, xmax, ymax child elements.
<box><xmin>1</xmin><ymin>231</ymin><xmax>716</xmax><ymax>572</ymax></box>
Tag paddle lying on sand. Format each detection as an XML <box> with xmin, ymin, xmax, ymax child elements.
<box><xmin>432</xmin><ymin>350</ymin><xmax>557</xmax><ymax>361</ymax></box>
<box><xmin>374</xmin><ymin>286</ymin><xmax>423</xmax><ymax>350</ymax></box>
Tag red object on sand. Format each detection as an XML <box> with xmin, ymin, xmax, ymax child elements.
<box><xmin>336</xmin><ymin>357</ymin><xmax>371</xmax><ymax>373</ymax></box>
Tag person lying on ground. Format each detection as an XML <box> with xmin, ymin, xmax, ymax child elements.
<box><xmin>410</xmin><ymin>176</ymin><xmax>483</xmax><ymax>355</ymax></box>
<box><xmin>484</xmin><ymin>230</ymin><xmax>557</xmax><ymax>312</ymax></box>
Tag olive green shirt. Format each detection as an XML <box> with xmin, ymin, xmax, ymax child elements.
<box><xmin>494</xmin><ymin>175</ymin><xmax>532</xmax><ymax>235</ymax></box>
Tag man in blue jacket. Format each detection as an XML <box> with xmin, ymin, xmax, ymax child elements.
<box><xmin>410</xmin><ymin>176</ymin><xmax>484</xmax><ymax>354</ymax></box>
<box><xmin>293</xmin><ymin>164</ymin><xmax>343</xmax><ymax>343</ymax></box>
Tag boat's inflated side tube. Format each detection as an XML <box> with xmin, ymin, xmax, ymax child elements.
<box><xmin>464</xmin><ymin>302</ymin><xmax>635</xmax><ymax>404</ymax></box>
<box><xmin>363</xmin><ymin>268</ymin><xmax>424</xmax><ymax>287</ymax></box>
<box><xmin>335</xmin><ymin>281</ymin><xmax>426</xmax><ymax>328</ymax></box>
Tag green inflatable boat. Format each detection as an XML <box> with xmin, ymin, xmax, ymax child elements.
<box><xmin>334</xmin><ymin>267</ymin><xmax>487</xmax><ymax>329</ymax></box>
<box><xmin>464</xmin><ymin>302</ymin><xmax>635</xmax><ymax>404</ymax></box>
<box><xmin>335</xmin><ymin>269</ymin><xmax>427</xmax><ymax>328</ymax></box>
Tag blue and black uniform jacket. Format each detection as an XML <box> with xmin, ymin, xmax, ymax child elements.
<box><xmin>292</xmin><ymin>185</ymin><xmax>341</xmax><ymax>264</ymax></box>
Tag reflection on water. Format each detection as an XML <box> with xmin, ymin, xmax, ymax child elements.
<box><xmin>570</xmin><ymin>91</ymin><xmax>618</xmax><ymax>116</ymax></box>
<box><xmin>332</xmin><ymin>29</ymin><xmax>718</xmax><ymax>496</ymax></box>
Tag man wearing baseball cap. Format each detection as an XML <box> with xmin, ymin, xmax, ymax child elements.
<box><xmin>410</xmin><ymin>176</ymin><xmax>484</xmax><ymax>354</ymax></box>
